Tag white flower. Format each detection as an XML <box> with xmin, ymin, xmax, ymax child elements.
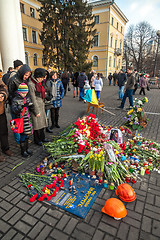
<box><xmin>137</xmin><ymin>100</ymin><xmax>143</xmax><ymax>105</ymax></box>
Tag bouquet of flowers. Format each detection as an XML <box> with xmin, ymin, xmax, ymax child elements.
<box><xmin>124</xmin><ymin>97</ymin><xmax>149</xmax><ymax>131</ymax></box>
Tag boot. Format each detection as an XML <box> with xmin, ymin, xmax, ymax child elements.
<box><xmin>46</xmin><ymin>119</ymin><xmax>53</xmax><ymax>133</ymax></box>
<box><xmin>55</xmin><ymin>115</ymin><xmax>60</xmax><ymax>128</ymax></box>
<box><xmin>20</xmin><ymin>141</ymin><xmax>29</xmax><ymax>158</ymax></box>
<box><xmin>0</xmin><ymin>155</ymin><xmax>6</xmax><ymax>162</ymax></box>
<box><xmin>25</xmin><ymin>139</ymin><xmax>33</xmax><ymax>156</ymax></box>
<box><xmin>50</xmin><ymin>108</ymin><xmax>55</xmax><ymax>129</ymax></box>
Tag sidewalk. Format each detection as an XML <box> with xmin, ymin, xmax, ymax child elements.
<box><xmin>0</xmin><ymin>81</ymin><xmax>160</xmax><ymax>240</ymax></box>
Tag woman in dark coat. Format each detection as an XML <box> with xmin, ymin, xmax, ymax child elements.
<box><xmin>61</xmin><ymin>70</ymin><xmax>69</xmax><ymax>96</ymax></box>
<box><xmin>28</xmin><ymin>68</ymin><xmax>49</xmax><ymax>146</ymax></box>
<box><xmin>72</xmin><ymin>72</ymin><xmax>79</xmax><ymax>98</ymax></box>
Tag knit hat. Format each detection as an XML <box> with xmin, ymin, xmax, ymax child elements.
<box><xmin>18</xmin><ymin>83</ymin><xmax>28</xmax><ymax>94</ymax></box>
<box><xmin>34</xmin><ymin>68</ymin><xmax>46</xmax><ymax>79</ymax></box>
<box><xmin>13</xmin><ymin>60</ymin><xmax>23</xmax><ymax>69</ymax></box>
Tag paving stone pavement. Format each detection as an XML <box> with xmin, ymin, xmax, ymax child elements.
<box><xmin>0</xmin><ymin>80</ymin><xmax>160</xmax><ymax>240</ymax></box>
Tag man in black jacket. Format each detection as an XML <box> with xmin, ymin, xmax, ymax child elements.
<box><xmin>117</xmin><ymin>66</ymin><xmax>135</xmax><ymax>109</ymax></box>
<box><xmin>77</xmin><ymin>71</ymin><xmax>87</xmax><ymax>101</ymax></box>
<box><xmin>117</xmin><ymin>69</ymin><xmax>126</xmax><ymax>100</ymax></box>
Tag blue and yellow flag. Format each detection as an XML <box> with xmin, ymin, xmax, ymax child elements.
<box><xmin>83</xmin><ymin>89</ymin><xmax>98</xmax><ymax>105</ymax></box>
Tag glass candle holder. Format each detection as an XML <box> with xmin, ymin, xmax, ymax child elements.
<box><xmin>103</xmin><ymin>180</ymin><xmax>108</xmax><ymax>188</ymax></box>
<box><xmin>110</xmin><ymin>183</ymin><xmax>114</xmax><ymax>190</ymax></box>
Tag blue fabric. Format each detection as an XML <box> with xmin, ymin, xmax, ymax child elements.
<box><xmin>83</xmin><ymin>89</ymin><xmax>92</xmax><ymax>102</ymax></box>
<box><xmin>121</xmin><ymin>89</ymin><xmax>133</xmax><ymax>108</ymax></box>
<box><xmin>20</xmin><ymin>133</ymin><xmax>28</xmax><ymax>142</ymax></box>
<box><xmin>45</xmin><ymin>109</ymin><xmax>50</xmax><ymax>120</ymax></box>
<box><xmin>119</xmin><ymin>86</ymin><xmax>124</xmax><ymax>99</ymax></box>
<box><xmin>79</xmin><ymin>87</ymin><xmax>84</xmax><ymax>100</ymax></box>
<box><xmin>9</xmin><ymin>105</ymin><xmax>20</xmax><ymax>144</ymax></box>
<box><xmin>109</xmin><ymin>79</ymin><xmax>111</xmax><ymax>85</ymax></box>
<box><xmin>51</xmin><ymin>79</ymin><xmax>64</xmax><ymax>108</ymax></box>
<box><xmin>95</xmin><ymin>90</ymin><xmax>100</xmax><ymax>100</ymax></box>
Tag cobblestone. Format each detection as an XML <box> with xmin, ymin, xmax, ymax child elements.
<box><xmin>1</xmin><ymin>86</ymin><xmax>160</xmax><ymax>240</ymax></box>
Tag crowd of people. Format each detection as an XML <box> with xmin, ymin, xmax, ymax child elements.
<box><xmin>0</xmin><ymin>61</ymin><xmax>149</xmax><ymax>161</ymax></box>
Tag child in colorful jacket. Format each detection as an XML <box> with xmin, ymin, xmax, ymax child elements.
<box><xmin>11</xmin><ymin>83</ymin><xmax>33</xmax><ymax>158</ymax></box>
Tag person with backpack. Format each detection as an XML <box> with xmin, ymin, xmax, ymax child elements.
<box><xmin>108</xmin><ymin>73</ymin><xmax>113</xmax><ymax>86</ymax></box>
<box><xmin>117</xmin><ymin>69</ymin><xmax>127</xmax><ymax>100</ymax></box>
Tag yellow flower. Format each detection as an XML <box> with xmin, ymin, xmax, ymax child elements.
<box><xmin>45</xmin><ymin>188</ymin><xmax>50</xmax><ymax>195</ymax></box>
<box><xmin>127</xmin><ymin>109</ymin><xmax>133</xmax><ymax>115</ymax></box>
<box><xmin>115</xmin><ymin>151</ymin><xmax>119</xmax><ymax>155</ymax></box>
<box><xmin>132</xmin><ymin>149</ymin><xmax>136</xmax><ymax>152</ymax></box>
<box><xmin>129</xmin><ymin>121</ymin><xmax>133</xmax><ymax>125</ymax></box>
<box><xmin>137</xmin><ymin>108</ymin><xmax>142</xmax><ymax>112</ymax></box>
<box><xmin>144</xmin><ymin>97</ymin><xmax>148</xmax><ymax>102</ymax></box>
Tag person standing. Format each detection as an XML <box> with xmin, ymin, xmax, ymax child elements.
<box><xmin>77</xmin><ymin>71</ymin><xmax>87</xmax><ymax>101</ymax></box>
<box><xmin>117</xmin><ymin>66</ymin><xmax>135</xmax><ymax>109</ymax></box>
<box><xmin>72</xmin><ymin>72</ymin><xmax>79</xmax><ymax>98</ymax></box>
<box><xmin>28</xmin><ymin>68</ymin><xmax>49</xmax><ymax>146</ymax></box>
<box><xmin>94</xmin><ymin>73</ymin><xmax>103</xmax><ymax>100</ymax></box>
<box><xmin>117</xmin><ymin>69</ymin><xmax>127</xmax><ymax>100</ymax></box>
<box><xmin>11</xmin><ymin>83</ymin><xmax>33</xmax><ymax>158</ymax></box>
<box><xmin>133</xmin><ymin>69</ymin><xmax>139</xmax><ymax>95</ymax></box>
<box><xmin>90</xmin><ymin>72</ymin><xmax>97</xmax><ymax>89</ymax></box>
<box><xmin>108</xmin><ymin>73</ymin><xmax>112</xmax><ymax>86</ymax></box>
<box><xmin>0</xmin><ymin>78</ymin><xmax>13</xmax><ymax>161</ymax></box>
<box><xmin>50</xmin><ymin>71</ymin><xmax>64</xmax><ymax>129</ymax></box>
<box><xmin>61</xmin><ymin>70</ymin><xmax>69</xmax><ymax>96</ymax></box>
<box><xmin>113</xmin><ymin>71</ymin><xmax>118</xmax><ymax>86</ymax></box>
<box><xmin>139</xmin><ymin>74</ymin><xmax>148</xmax><ymax>95</ymax></box>
<box><xmin>2</xmin><ymin>67</ymin><xmax>14</xmax><ymax>85</ymax></box>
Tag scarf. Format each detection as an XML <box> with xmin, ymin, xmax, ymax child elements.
<box><xmin>31</xmin><ymin>78</ymin><xmax>45</xmax><ymax>99</ymax></box>
<box><xmin>51</xmin><ymin>80</ymin><xmax>57</xmax><ymax>101</ymax></box>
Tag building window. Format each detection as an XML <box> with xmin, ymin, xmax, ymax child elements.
<box><xmin>93</xmin><ymin>35</ymin><xmax>98</xmax><ymax>47</ymax></box>
<box><xmin>111</xmin><ymin>17</ymin><xmax>114</xmax><ymax>26</ymax></box>
<box><xmin>94</xmin><ymin>15</ymin><xmax>99</xmax><ymax>24</ymax></box>
<box><xmin>117</xmin><ymin>22</ymin><xmax>119</xmax><ymax>30</ymax></box>
<box><xmin>42</xmin><ymin>55</ymin><xmax>46</xmax><ymax>66</ymax></box>
<box><xmin>33</xmin><ymin>53</ymin><xmax>38</xmax><ymax>66</ymax></box>
<box><xmin>114</xmin><ymin>58</ymin><xmax>115</xmax><ymax>67</ymax></box>
<box><xmin>110</xmin><ymin>36</ymin><xmax>113</xmax><ymax>48</ymax></box>
<box><xmin>109</xmin><ymin>56</ymin><xmax>112</xmax><ymax>67</ymax></box>
<box><xmin>120</xmin><ymin>42</ymin><xmax>122</xmax><ymax>50</ymax></box>
<box><xmin>121</xmin><ymin>26</ymin><xmax>123</xmax><ymax>33</ymax></box>
<box><xmin>115</xmin><ymin>40</ymin><xmax>117</xmax><ymax>49</ymax></box>
<box><xmin>23</xmin><ymin>28</ymin><xmax>27</xmax><ymax>41</ymax></box>
<box><xmin>25</xmin><ymin>52</ymin><xmax>29</xmax><ymax>65</ymax></box>
<box><xmin>93</xmin><ymin>56</ymin><xmax>98</xmax><ymax>67</ymax></box>
<box><xmin>30</xmin><ymin>7</ymin><xmax>35</xmax><ymax>18</ymax></box>
<box><xmin>20</xmin><ymin>3</ymin><xmax>25</xmax><ymax>14</ymax></box>
<box><xmin>32</xmin><ymin>30</ymin><xmax>37</xmax><ymax>43</ymax></box>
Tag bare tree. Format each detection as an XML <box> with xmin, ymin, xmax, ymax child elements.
<box><xmin>124</xmin><ymin>22</ymin><xmax>155</xmax><ymax>72</ymax></box>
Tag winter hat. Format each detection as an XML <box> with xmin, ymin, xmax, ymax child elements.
<box><xmin>13</xmin><ymin>60</ymin><xmax>23</xmax><ymax>69</ymax></box>
<box><xmin>34</xmin><ymin>68</ymin><xmax>46</xmax><ymax>79</ymax></box>
<box><xmin>18</xmin><ymin>83</ymin><xmax>28</xmax><ymax>94</ymax></box>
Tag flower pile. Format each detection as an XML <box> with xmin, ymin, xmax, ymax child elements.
<box><xmin>124</xmin><ymin>97</ymin><xmax>149</xmax><ymax>131</ymax></box>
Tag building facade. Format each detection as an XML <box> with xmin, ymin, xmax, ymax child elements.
<box><xmin>20</xmin><ymin>0</ymin><xmax>44</xmax><ymax>70</ymax></box>
<box><xmin>88</xmin><ymin>0</ymin><xmax>128</xmax><ymax>77</ymax></box>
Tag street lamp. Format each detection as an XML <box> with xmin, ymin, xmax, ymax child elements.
<box><xmin>153</xmin><ymin>30</ymin><xmax>160</xmax><ymax>77</ymax></box>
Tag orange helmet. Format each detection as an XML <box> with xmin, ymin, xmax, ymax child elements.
<box><xmin>115</xmin><ymin>183</ymin><xmax>136</xmax><ymax>202</ymax></box>
<box><xmin>102</xmin><ymin>198</ymin><xmax>127</xmax><ymax>220</ymax></box>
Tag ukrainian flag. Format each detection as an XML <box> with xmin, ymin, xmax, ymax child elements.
<box><xmin>83</xmin><ymin>89</ymin><xmax>98</xmax><ymax>105</ymax></box>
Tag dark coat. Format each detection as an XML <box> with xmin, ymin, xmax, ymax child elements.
<box><xmin>11</xmin><ymin>93</ymin><xmax>33</xmax><ymax>135</ymax></box>
<box><xmin>72</xmin><ymin>72</ymin><xmax>79</xmax><ymax>87</ymax></box>
<box><xmin>50</xmin><ymin>78</ymin><xmax>64</xmax><ymax>108</ymax></box>
<box><xmin>0</xmin><ymin>78</ymin><xmax>8</xmax><ymax>115</ymax></box>
<box><xmin>118</xmin><ymin>73</ymin><xmax>127</xmax><ymax>87</ymax></box>
<box><xmin>77</xmin><ymin>73</ymin><xmax>87</xmax><ymax>88</ymax></box>
<box><xmin>8</xmin><ymin>64</ymin><xmax>31</xmax><ymax>103</ymax></box>
<box><xmin>42</xmin><ymin>79</ymin><xmax>53</xmax><ymax>110</ymax></box>
<box><xmin>126</xmin><ymin>73</ymin><xmax>135</xmax><ymax>90</ymax></box>
<box><xmin>28</xmin><ymin>76</ymin><xmax>47</xmax><ymax>130</ymax></box>
<box><xmin>2</xmin><ymin>71</ymin><xmax>12</xmax><ymax>85</ymax></box>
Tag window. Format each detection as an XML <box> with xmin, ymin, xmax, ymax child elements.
<box><xmin>93</xmin><ymin>56</ymin><xmax>98</xmax><ymax>67</ymax></box>
<box><xmin>117</xmin><ymin>22</ymin><xmax>119</xmax><ymax>30</ymax></box>
<box><xmin>120</xmin><ymin>41</ymin><xmax>122</xmax><ymax>50</ymax></box>
<box><xmin>23</xmin><ymin>28</ymin><xmax>27</xmax><ymax>41</ymax></box>
<box><xmin>110</xmin><ymin>36</ymin><xmax>113</xmax><ymax>48</ymax></box>
<box><xmin>20</xmin><ymin>3</ymin><xmax>25</xmax><ymax>13</ymax></box>
<box><xmin>115</xmin><ymin>39</ymin><xmax>117</xmax><ymax>49</ymax></box>
<box><xmin>121</xmin><ymin>26</ymin><xmax>123</xmax><ymax>33</ymax></box>
<box><xmin>109</xmin><ymin>56</ymin><xmax>112</xmax><ymax>67</ymax></box>
<box><xmin>33</xmin><ymin>53</ymin><xmax>38</xmax><ymax>66</ymax></box>
<box><xmin>93</xmin><ymin>35</ymin><xmax>98</xmax><ymax>47</ymax></box>
<box><xmin>32</xmin><ymin>30</ymin><xmax>37</xmax><ymax>43</ymax></box>
<box><xmin>42</xmin><ymin>55</ymin><xmax>46</xmax><ymax>66</ymax></box>
<box><xmin>30</xmin><ymin>7</ymin><xmax>35</xmax><ymax>18</ymax></box>
<box><xmin>94</xmin><ymin>15</ymin><xmax>99</xmax><ymax>24</ymax></box>
<box><xmin>111</xmin><ymin>17</ymin><xmax>114</xmax><ymax>26</ymax></box>
<box><xmin>114</xmin><ymin>58</ymin><xmax>115</xmax><ymax>67</ymax></box>
<box><xmin>25</xmin><ymin>52</ymin><xmax>29</xmax><ymax>65</ymax></box>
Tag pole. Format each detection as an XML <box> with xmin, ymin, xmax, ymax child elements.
<box><xmin>153</xmin><ymin>32</ymin><xmax>160</xmax><ymax>77</ymax></box>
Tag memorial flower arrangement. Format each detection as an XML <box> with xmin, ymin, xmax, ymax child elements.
<box><xmin>124</xmin><ymin>97</ymin><xmax>149</xmax><ymax>131</ymax></box>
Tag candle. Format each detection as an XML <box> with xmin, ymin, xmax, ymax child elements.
<box><xmin>132</xmin><ymin>176</ymin><xmax>137</xmax><ymax>184</ymax></box>
<box><xmin>103</xmin><ymin>180</ymin><xmax>108</xmax><ymax>188</ymax></box>
<box><xmin>110</xmin><ymin>183</ymin><xmax>114</xmax><ymax>190</ymax></box>
<box><xmin>145</xmin><ymin>168</ymin><xmax>150</xmax><ymax>174</ymax></box>
<box><xmin>125</xmin><ymin>174</ymin><xmax>131</xmax><ymax>183</ymax></box>
<box><xmin>140</xmin><ymin>167</ymin><xmax>145</xmax><ymax>176</ymax></box>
